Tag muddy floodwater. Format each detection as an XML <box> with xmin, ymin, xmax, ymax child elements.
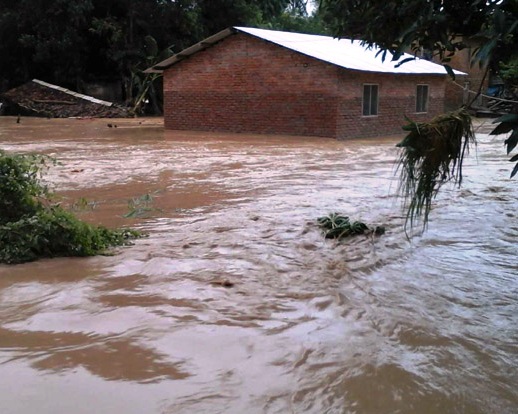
<box><xmin>0</xmin><ymin>117</ymin><xmax>516</xmax><ymax>413</ymax></box>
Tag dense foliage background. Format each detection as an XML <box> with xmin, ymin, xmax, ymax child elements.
<box><xmin>0</xmin><ymin>0</ymin><xmax>325</xmax><ymax>105</ymax></box>
<box><xmin>1</xmin><ymin>1</ymin><xmax>515</xmax><ymax>114</ymax></box>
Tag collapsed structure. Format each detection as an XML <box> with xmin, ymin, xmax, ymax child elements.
<box><xmin>1</xmin><ymin>79</ymin><xmax>129</xmax><ymax>118</ymax></box>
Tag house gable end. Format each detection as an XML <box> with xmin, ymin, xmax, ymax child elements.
<box><xmin>163</xmin><ymin>33</ymin><xmax>340</xmax><ymax>137</ymax></box>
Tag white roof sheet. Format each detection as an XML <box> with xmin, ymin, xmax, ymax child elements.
<box><xmin>235</xmin><ymin>27</ymin><xmax>465</xmax><ymax>75</ymax></box>
<box><xmin>33</xmin><ymin>79</ymin><xmax>113</xmax><ymax>106</ymax></box>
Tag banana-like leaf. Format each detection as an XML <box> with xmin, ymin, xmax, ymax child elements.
<box><xmin>504</xmin><ymin>129</ymin><xmax>518</xmax><ymax>155</ymax></box>
<box><xmin>493</xmin><ymin>113</ymin><xmax>518</xmax><ymax>124</ymax></box>
<box><xmin>491</xmin><ymin>121</ymin><xmax>516</xmax><ymax>136</ymax></box>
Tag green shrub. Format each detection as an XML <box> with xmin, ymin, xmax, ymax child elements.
<box><xmin>0</xmin><ymin>151</ymin><xmax>48</xmax><ymax>225</ymax></box>
<box><xmin>0</xmin><ymin>150</ymin><xmax>141</xmax><ymax>264</ymax></box>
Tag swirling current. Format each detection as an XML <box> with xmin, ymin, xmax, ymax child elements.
<box><xmin>0</xmin><ymin>117</ymin><xmax>516</xmax><ymax>414</ymax></box>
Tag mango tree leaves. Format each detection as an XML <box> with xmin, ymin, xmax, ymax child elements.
<box><xmin>491</xmin><ymin>114</ymin><xmax>518</xmax><ymax>178</ymax></box>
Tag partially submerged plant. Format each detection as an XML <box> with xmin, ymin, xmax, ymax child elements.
<box><xmin>0</xmin><ymin>151</ymin><xmax>50</xmax><ymax>224</ymax></box>
<box><xmin>123</xmin><ymin>192</ymin><xmax>161</xmax><ymax>218</ymax></box>
<box><xmin>317</xmin><ymin>213</ymin><xmax>374</xmax><ymax>239</ymax></box>
<box><xmin>0</xmin><ymin>150</ymin><xmax>141</xmax><ymax>264</ymax></box>
<box><xmin>396</xmin><ymin>108</ymin><xmax>476</xmax><ymax>230</ymax></box>
<box><xmin>71</xmin><ymin>197</ymin><xmax>98</xmax><ymax>211</ymax></box>
<box><xmin>0</xmin><ymin>208</ymin><xmax>139</xmax><ymax>264</ymax></box>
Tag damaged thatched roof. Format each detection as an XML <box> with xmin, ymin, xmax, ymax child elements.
<box><xmin>1</xmin><ymin>79</ymin><xmax>130</xmax><ymax>118</ymax></box>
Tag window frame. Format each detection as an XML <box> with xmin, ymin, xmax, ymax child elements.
<box><xmin>362</xmin><ymin>83</ymin><xmax>379</xmax><ymax>117</ymax></box>
<box><xmin>416</xmin><ymin>84</ymin><xmax>429</xmax><ymax>113</ymax></box>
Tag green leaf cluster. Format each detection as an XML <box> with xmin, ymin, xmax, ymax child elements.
<box><xmin>0</xmin><ymin>151</ymin><xmax>49</xmax><ymax>225</ymax></box>
<box><xmin>0</xmin><ymin>150</ymin><xmax>140</xmax><ymax>264</ymax></box>
<box><xmin>317</xmin><ymin>213</ymin><xmax>370</xmax><ymax>239</ymax></box>
<box><xmin>491</xmin><ymin>114</ymin><xmax>518</xmax><ymax>178</ymax></box>
<box><xmin>499</xmin><ymin>56</ymin><xmax>518</xmax><ymax>90</ymax></box>
<box><xmin>319</xmin><ymin>0</ymin><xmax>517</xmax><ymax>67</ymax></box>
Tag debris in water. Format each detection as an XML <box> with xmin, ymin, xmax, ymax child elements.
<box><xmin>1</xmin><ymin>79</ymin><xmax>130</xmax><ymax>118</ymax></box>
<box><xmin>211</xmin><ymin>279</ymin><xmax>235</xmax><ymax>288</ymax></box>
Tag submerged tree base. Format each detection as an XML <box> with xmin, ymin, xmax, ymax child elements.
<box><xmin>0</xmin><ymin>150</ymin><xmax>141</xmax><ymax>265</ymax></box>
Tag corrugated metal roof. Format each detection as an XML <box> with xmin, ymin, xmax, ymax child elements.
<box><xmin>236</xmin><ymin>27</ymin><xmax>465</xmax><ymax>75</ymax></box>
<box><xmin>32</xmin><ymin>79</ymin><xmax>113</xmax><ymax>106</ymax></box>
<box><xmin>146</xmin><ymin>27</ymin><xmax>466</xmax><ymax>76</ymax></box>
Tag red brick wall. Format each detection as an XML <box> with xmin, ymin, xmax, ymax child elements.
<box><xmin>164</xmin><ymin>33</ymin><xmax>340</xmax><ymax>137</ymax></box>
<box><xmin>336</xmin><ymin>72</ymin><xmax>446</xmax><ymax>139</ymax></box>
<box><xmin>434</xmin><ymin>46</ymin><xmax>487</xmax><ymax>111</ymax></box>
<box><xmin>164</xmin><ymin>32</ymin><xmax>447</xmax><ymax>139</ymax></box>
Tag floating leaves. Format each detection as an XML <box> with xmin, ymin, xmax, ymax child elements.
<box><xmin>317</xmin><ymin>213</ymin><xmax>381</xmax><ymax>240</ymax></box>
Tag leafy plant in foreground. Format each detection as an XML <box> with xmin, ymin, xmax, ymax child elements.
<box><xmin>320</xmin><ymin>0</ymin><xmax>518</xmax><ymax>232</ymax></box>
<box><xmin>0</xmin><ymin>150</ymin><xmax>141</xmax><ymax>264</ymax></box>
<box><xmin>395</xmin><ymin>108</ymin><xmax>476</xmax><ymax>230</ymax></box>
<box><xmin>0</xmin><ymin>151</ymin><xmax>50</xmax><ymax>225</ymax></box>
<box><xmin>491</xmin><ymin>113</ymin><xmax>518</xmax><ymax>178</ymax></box>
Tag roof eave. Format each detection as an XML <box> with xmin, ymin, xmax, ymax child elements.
<box><xmin>144</xmin><ymin>26</ymin><xmax>468</xmax><ymax>77</ymax></box>
<box><xmin>144</xmin><ymin>27</ymin><xmax>237</xmax><ymax>73</ymax></box>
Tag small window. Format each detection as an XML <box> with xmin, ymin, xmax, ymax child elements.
<box><xmin>362</xmin><ymin>84</ymin><xmax>378</xmax><ymax>116</ymax></box>
<box><xmin>416</xmin><ymin>84</ymin><xmax>429</xmax><ymax>113</ymax></box>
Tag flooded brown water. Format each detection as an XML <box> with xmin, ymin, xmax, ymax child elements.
<box><xmin>0</xmin><ymin>116</ymin><xmax>516</xmax><ymax>414</ymax></box>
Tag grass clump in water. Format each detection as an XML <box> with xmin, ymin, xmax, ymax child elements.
<box><xmin>0</xmin><ymin>150</ymin><xmax>141</xmax><ymax>264</ymax></box>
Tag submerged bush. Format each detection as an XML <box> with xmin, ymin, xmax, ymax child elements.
<box><xmin>317</xmin><ymin>213</ymin><xmax>385</xmax><ymax>240</ymax></box>
<box><xmin>0</xmin><ymin>151</ymin><xmax>48</xmax><ymax>225</ymax></box>
<box><xmin>0</xmin><ymin>150</ymin><xmax>140</xmax><ymax>264</ymax></box>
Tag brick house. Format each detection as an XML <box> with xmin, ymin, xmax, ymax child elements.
<box><xmin>439</xmin><ymin>44</ymin><xmax>488</xmax><ymax>111</ymax></box>
<box><xmin>147</xmin><ymin>27</ymin><xmax>464</xmax><ymax>139</ymax></box>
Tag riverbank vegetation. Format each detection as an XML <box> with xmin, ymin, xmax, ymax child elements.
<box><xmin>0</xmin><ymin>150</ymin><xmax>140</xmax><ymax>264</ymax></box>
